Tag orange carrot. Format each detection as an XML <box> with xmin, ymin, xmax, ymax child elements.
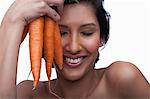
<box><xmin>29</xmin><ymin>17</ymin><xmax>44</xmax><ymax>89</ymax></box>
<box><xmin>44</xmin><ymin>17</ymin><xmax>63</xmax><ymax>98</ymax></box>
<box><xmin>28</xmin><ymin>16</ymin><xmax>63</xmax><ymax>90</ymax></box>
<box><xmin>43</xmin><ymin>16</ymin><xmax>55</xmax><ymax>81</ymax></box>
<box><xmin>54</xmin><ymin>23</ymin><xmax>63</xmax><ymax>70</ymax></box>
<box><xmin>21</xmin><ymin>25</ymin><xmax>29</xmax><ymax>43</ymax></box>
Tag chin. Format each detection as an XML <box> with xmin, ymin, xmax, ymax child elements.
<box><xmin>60</xmin><ymin>67</ymin><xmax>86</xmax><ymax>82</ymax></box>
<box><xmin>64</xmin><ymin>76</ymin><xmax>82</xmax><ymax>82</ymax></box>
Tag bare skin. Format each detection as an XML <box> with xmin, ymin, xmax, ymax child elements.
<box><xmin>17</xmin><ymin>62</ymin><xmax>149</xmax><ymax>99</ymax></box>
<box><xmin>17</xmin><ymin>61</ymin><xmax>149</xmax><ymax>99</ymax></box>
<box><xmin>0</xmin><ymin>1</ymin><xmax>149</xmax><ymax>99</ymax></box>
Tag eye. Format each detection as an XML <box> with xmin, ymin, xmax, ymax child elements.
<box><xmin>81</xmin><ymin>31</ymin><xmax>94</xmax><ymax>36</ymax></box>
<box><xmin>60</xmin><ymin>31</ymin><xmax>68</xmax><ymax>36</ymax></box>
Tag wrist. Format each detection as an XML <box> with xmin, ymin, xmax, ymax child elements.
<box><xmin>6</xmin><ymin>15</ymin><xmax>26</xmax><ymax>27</ymax></box>
<box><xmin>0</xmin><ymin>16</ymin><xmax>25</xmax><ymax>44</ymax></box>
<box><xmin>2</xmin><ymin>9</ymin><xmax>27</xmax><ymax>27</ymax></box>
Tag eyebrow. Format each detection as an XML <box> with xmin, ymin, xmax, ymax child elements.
<box><xmin>80</xmin><ymin>23</ymin><xmax>96</xmax><ymax>28</ymax></box>
<box><xmin>59</xmin><ymin>24</ymin><xmax>68</xmax><ymax>28</ymax></box>
<box><xmin>59</xmin><ymin>23</ymin><xmax>96</xmax><ymax>28</ymax></box>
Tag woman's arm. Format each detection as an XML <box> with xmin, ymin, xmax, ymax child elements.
<box><xmin>0</xmin><ymin>0</ymin><xmax>64</xmax><ymax>98</ymax></box>
<box><xmin>0</xmin><ymin>11</ymin><xmax>25</xmax><ymax>98</ymax></box>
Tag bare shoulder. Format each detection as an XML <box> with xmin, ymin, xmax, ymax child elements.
<box><xmin>104</xmin><ymin>61</ymin><xmax>150</xmax><ymax>98</ymax></box>
<box><xmin>17</xmin><ymin>80</ymin><xmax>58</xmax><ymax>99</ymax></box>
<box><xmin>105</xmin><ymin>61</ymin><xmax>147</xmax><ymax>83</ymax></box>
<box><xmin>17</xmin><ymin>80</ymin><xmax>34</xmax><ymax>99</ymax></box>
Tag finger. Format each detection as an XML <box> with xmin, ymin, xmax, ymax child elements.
<box><xmin>53</xmin><ymin>0</ymin><xmax>64</xmax><ymax>15</ymax></box>
<box><xmin>45</xmin><ymin>5</ymin><xmax>60</xmax><ymax>21</ymax></box>
<box><xmin>57</xmin><ymin>3</ymin><xmax>64</xmax><ymax>15</ymax></box>
<box><xmin>46</xmin><ymin>0</ymin><xmax>64</xmax><ymax>15</ymax></box>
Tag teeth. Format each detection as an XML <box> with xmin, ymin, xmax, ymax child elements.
<box><xmin>65</xmin><ymin>57</ymin><xmax>82</xmax><ymax>64</ymax></box>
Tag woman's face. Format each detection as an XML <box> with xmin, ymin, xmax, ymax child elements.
<box><xmin>58</xmin><ymin>3</ymin><xmax>101</xmax><ymax>81</ymax></box>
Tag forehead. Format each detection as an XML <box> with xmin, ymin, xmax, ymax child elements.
<box><xmin>59</xmin><ymin>3</ymin><xmax>98</xmax><ymax>26</ymax></box>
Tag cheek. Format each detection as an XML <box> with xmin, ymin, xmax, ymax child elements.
<box><xmin>61</xmin><ymin>36</ymin><xmax>69</xmax><ymax>48</ymax></box>
<box><xmin>82</xmin><ymin>36</ymin><xmax>100</xmax><ymax>53</ymax></box>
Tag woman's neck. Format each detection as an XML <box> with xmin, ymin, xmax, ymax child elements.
<box><xmin>53</xmin><ymin>69</ymin><xmax>100</xmax><ymax>99</ymax></box>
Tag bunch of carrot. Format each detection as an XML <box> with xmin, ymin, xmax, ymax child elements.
<box><xmin>27</xmin><ymin>16</ymin><xmax>63</xmax><ymax>89</ymax></box>
<box><xmin>21</xmin><ymin>0</ymin><xmax>78</xmax><ymax>90</ymax></box>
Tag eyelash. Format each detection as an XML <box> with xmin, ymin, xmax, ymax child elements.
<box><xmin>60</xmin><ymin>31</ymin><xmax>68</xmax><ymax>36</ymax></box>
<box><xmin>60</xmin><ymin>31</ymin><xmax>94</xmax><ymax>36</ymax></box>
<box><xmin>81</xmin><ymin>32</ymin><xmax>93</xmax><ymax>36</ymax></box>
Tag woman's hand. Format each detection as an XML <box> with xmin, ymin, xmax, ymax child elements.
<box><xmin>2</xmin><ymin>0</ymin><xmax>64</xmax><ymax>43</ymax></box>
<box><xmin>5</xmin><ymin>0</ymin><xmax>64</xmax><ymax>26</ymax></box>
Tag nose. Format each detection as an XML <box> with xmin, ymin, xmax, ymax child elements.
<box><xmin>65</xmin><ymin>34</ymin><xmax>82</xmax><ymax>54</ymax></box>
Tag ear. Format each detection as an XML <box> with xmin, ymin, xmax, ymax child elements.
<box><xmin>99</xmin><ymin>42</ymin><xmax>103</xmax><ymax>47</ymax></box>
<box><xmin>99</xmin><ymin>41</ymin><xmax>104</xmax><ymax>47</ymax></box>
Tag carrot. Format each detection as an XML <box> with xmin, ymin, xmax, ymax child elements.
<box><xmin>43</xmin><ymin>17</ymin><xmax>63</xmax><ymax>98</ymax></box>
<box><xmin>29</xmin><ymin>17</ymin><xmax>44</xmax><ymax>89</ymax></box>
<box><xmin>21</xmin><ymin>25</ymin><xmax>29</xmax><ymax>43</ymax></box>
<box><xmin>43</xmin><ymin>16</ymin><xmax>55</xmax><ymax>81</ymax></box>
<box><xmin>54</xmin><ymin>23</ymin><xmax>63</xmax><ymax>70</ymax></box>
<box><xmin>28</xmin><ymin>16</ymin><xmax>63</xmax><ymax>90</ymax></box>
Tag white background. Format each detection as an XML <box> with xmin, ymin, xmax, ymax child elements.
<box><xmin>0</xmin><ymin>0</ymin><xmax>150</xmax><ymax>84</ymax></box>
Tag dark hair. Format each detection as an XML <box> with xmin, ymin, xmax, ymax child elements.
<box><xmin>64</xmin><ymin>0</ymin><xmax>110</xmax><ymax>64</ymax></box>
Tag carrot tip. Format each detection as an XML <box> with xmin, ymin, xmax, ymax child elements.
<box><xmin>59</xmin><ymin>65</ymin><xmax>63</xmax><ymax>70</ymax></box>
<box><xmin>32</xmin><ymin>87</ymin><xmax>36</xmax><ymax>90</ymax></box>
<box><xmin>32</xmin><ymin>80</ymin><xmax>39</xmax><ymax>90</ymax></box>
<box><xmin>48</xmin><ymin>80</ymin><xmax>51</xmax><ymax>91</ymax></box>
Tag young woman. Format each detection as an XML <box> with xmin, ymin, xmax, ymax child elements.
<box><xmin>0</xmin><ymin>0</ymin><xmax>149</xmax><ymax>99</ymax></box>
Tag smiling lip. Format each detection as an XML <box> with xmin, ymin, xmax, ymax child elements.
<box><xmin>63</xmin><ymin>54</ymin><xmax>86</xmax><ymax>68</ymax></box>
